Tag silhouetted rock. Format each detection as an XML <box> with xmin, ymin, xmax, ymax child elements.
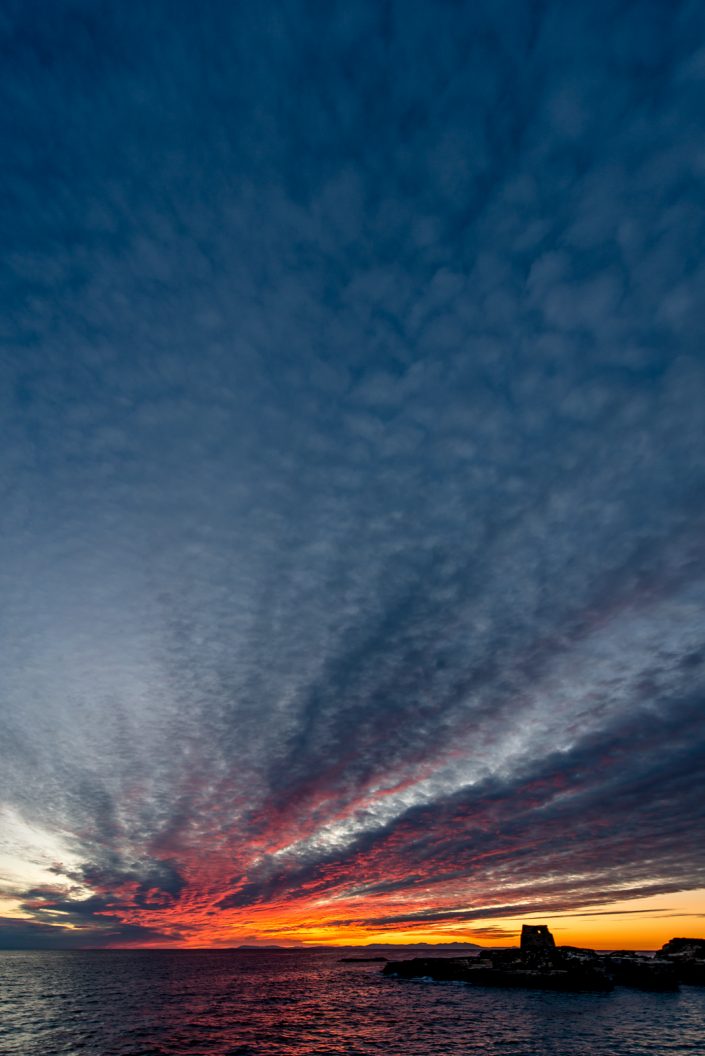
<box><xmin>659</xmin><ymin>937</ymin><xmax>705</xmax><ymax>984</ymax></box>
<box><xmin>382</xmin><ymin>935</ymin><xmax>613</xmax><ymax>992</ymax></box>
<box><xmin>382</xmin><ymin>956</ymin><xmax>476</xmax><ymax>981</ymax></box>
<box><xmin>382</xmin><ymin>957</ymin><xmax>613</xmax><ymax>991</ymax></box>
<box><xmin>382</xmin><ymin>927</ymin><xmax>705</xmax><ymax>993</ymax></box>
<box><xmin>605</xmin><ymin>954</ymin><xmax>679</xmax><ymax>991</ymax></box>
<box><xmin>660</xmin><ymin>937</ymin><xmax>705</xmax><ymax>957</ymax></box>
<box><xmin>339</xmin><ymin>956</ymin><xmax>387</xmax><ymax>962</ymax></box>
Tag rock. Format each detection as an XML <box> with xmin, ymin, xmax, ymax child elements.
<box><xmin>555</xmin><ymin>948</ymin><xmax>595</xmax><ymax>965</ymax></box>
<box><xmin>464</xmin><ymin>965</ymin><xmax>612</xmax><ymax>991</ymax></box>
<box><xmin>660</xmin><ymin>937</ymin><xmax>705</xmax><ymax>956</ymax></box>
<box><xmin>382</xmin><ymin>952</ymin><xmax>613</xmax><ymax>992</ymax></box>
<box><xmin>381</xmin><ymin>927</ymin><xmax>705</xmax><ymax>993</ymax></box>
<box><xmin>605</xmin><ymin>954</ymin><xmax>679</xmax><ymax>991</ymax></box>
<box><xmin>659</xmin><ymin>937</ymin><xmax>705</xmax><ymax>985</ymax></box>
<box><xmin>382</xmin><ymin>956</ymin><xmax>475</xmax><ymax>981</ymax></box>
<box><xmin>339</xmin><ymin>956</ymin><xmax>388</xmax><ymax>962</ymax></box>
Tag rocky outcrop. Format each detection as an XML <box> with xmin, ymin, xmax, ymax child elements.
<box><xmin>382</xmin><ymin>925</ymin><xmax>701</xmax><ymax>992</ymax></box>
<box><xmin>660</xmin><ymin>937</ymin><xmax>705</xmax><ymax>955</ymax></box>
<box><xmin>339</xmin><ymin>955</ymin><xmax>387</xmax><ymax>962</ymax></box>
<box><xmin>383</xmin><ymin>926</ymin><xmax>613</xmax><ymax>992</ymax></box>
<box><xmin>604</xmin><ymin>952</ymin><xmax>678</xmax><ymax>991</ymax></box>
<box><xmin>659</xmin><ymin>938</ymin><xmax>705</xmax><ymax>984</ymax></box>
<box><xmin>383</xmin><ymin>955</ymin><xmax>613</xmax><ymax>991</ymax></box>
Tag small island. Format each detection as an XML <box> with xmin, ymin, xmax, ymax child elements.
<box><xmin>382</xmin><ymin>925</ymin><xmax>705</xmax><ymax>992</ymax></box>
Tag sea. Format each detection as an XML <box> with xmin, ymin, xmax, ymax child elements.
<box><xmin>1</xmin><ymin>948</ymin><xmax>704</xmax><ymax>1056</ymax></box>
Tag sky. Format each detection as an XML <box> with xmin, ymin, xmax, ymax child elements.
<box><xmin>1</xmin><ymin>0</ymin><xmax>705</xmax><ymax>951</ymax></box>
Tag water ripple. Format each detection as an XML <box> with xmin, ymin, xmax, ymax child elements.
<box><xmin>1</xmin><ymin>949</ymin><xmax>704</xmax><ymax>1056</ymax></box>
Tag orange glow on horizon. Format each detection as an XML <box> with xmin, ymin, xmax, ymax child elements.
<box><xmin>86</xmin><ymin>887</ymin><xmax>705</xmax><ymax>951</ymax></box>
<box><xmin>4</xmin><ymin>883</ymin><xmax>704</xmax><ymax>951</ymax></box>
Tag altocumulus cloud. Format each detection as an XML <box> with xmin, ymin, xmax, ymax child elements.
<box><xmin>1</xmin><ymin>0</ymin><xmax>705</xmax><ymax>947</ymax></box>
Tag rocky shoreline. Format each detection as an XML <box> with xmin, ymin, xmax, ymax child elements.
<box><xmin>382</xmin><ymin>925</ymin><xmax>705</xmax><ymax>992</ymax></box>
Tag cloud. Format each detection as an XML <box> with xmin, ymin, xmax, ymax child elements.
<box><xmin>0</xmin><ymin>915</ymin><xmax>178</xmax><ymax>951</ymax></box>
<box><xmin>1</xmin><ymin>0</ymin><xmax>705</xmax><ymax>946</ymax></box>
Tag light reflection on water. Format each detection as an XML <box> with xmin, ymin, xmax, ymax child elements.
<box><xmin>1</xmin><ymin>949</ymin><xmax>704</xmax><ymax>1056</ymax></box>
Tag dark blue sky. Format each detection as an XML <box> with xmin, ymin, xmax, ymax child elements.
<box><xmin>1</xmin><ymin>0</ymin><xmax>705</xmax><ymax>947</ymax></box>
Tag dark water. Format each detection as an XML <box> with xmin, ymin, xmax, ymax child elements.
<box><xmin>1</xmin><ymin>949</ymin><xmax>704</xmax><ymax>1056</ymax></box>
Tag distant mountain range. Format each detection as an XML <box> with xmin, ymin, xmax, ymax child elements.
<box><xmin>233</xmin><ymin>941</ymin><xmax>484</xmax><ymax>950</ymax></box>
